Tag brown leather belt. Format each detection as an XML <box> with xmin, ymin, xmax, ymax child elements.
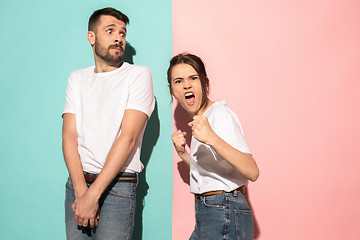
<box><xmin>195</xmin><ymin>185</ymin><xmax>247</xmax><ymax>199</ymax></box>
<box><xmin>84</xmin><ymin>172</ymin><xmax>137</xmax><ymax>183</ymax></box>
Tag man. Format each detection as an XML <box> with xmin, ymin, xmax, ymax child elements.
<box><xmin>62</xmin><ymin>7</ymin><xmax>155</xmax><ymax>239</ymax></box>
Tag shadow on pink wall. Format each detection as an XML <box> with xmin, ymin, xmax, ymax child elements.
<box><xmin>174</xmin><ymin>104</ymin><xmax>192</xmax><ymax>185</ymax></box>
<box><xmin>173</xmin><ymin>102</ymin><xmax>261</xmax><ymax>238</ymax></box>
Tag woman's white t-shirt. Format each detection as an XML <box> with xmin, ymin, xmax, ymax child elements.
<box><xmin>190</xmin><ymin>101</ymin><xmax>251</xmax><ymax>194</ymax></box>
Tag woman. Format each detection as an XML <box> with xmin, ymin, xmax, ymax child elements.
<box><xmin>168</xmin><ymin>53</ymin><xmax>259</xmax><ymax>240</ymax></box>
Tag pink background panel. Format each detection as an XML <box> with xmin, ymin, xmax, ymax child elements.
<box><xmin>172</xmin><ymin>0</ymin><xmax>360</xmax><ymax>239</ymax></box>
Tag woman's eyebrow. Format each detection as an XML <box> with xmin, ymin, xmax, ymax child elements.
<box><xmin>172</xmin><ymin>77</ymin><xmax>183</xmax><ymax>81</ymax></box>
<box><xmin>189</xmin><ymin>74</ymin><xmax>199</xmax><ymax>78</ymax></box>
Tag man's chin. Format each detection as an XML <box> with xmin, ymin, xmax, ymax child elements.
<box><xmin>107</xmin><ymin>59</ymin><xmax>123</xmax><ymax>67</ymax></box>
<box><xmin>103</xmin><ymin>54</ymin><xmax>123</xmax><ymax>66</ymax></box>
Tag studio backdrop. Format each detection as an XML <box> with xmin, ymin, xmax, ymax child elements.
<box><xmin>1</xmin><ymin>0</ymin><xmax>359</xmax><ymax>240</ymax></box>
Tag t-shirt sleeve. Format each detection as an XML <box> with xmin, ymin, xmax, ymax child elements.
<box><xmin>62</xmin><ymin>72</ymin><xmax>76</xmax><ymax>117</ymax></box>
<box><xmin>212</xmin><ymin>110</ymin><xmax>251</xmax><ymax>154</ymax></box>
<box><xmin>126</xmin><ymin>67</ymin><xmax>155</xmax><ymax>118</ymax></box>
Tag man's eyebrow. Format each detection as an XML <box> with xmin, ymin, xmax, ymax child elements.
<box><xmin>104</xmin><ymin>24</ymin><xmax>127</xmax><ymax>32</ymax></box>
<box><xmin>105</xmin><ymin>24</ymin><xmax>116</xmax><ymax>28</ymax></box>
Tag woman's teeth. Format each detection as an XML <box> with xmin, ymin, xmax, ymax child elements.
<box><xmin>185</xmin><ymin>92</ymin><xmax>194</xmax><ymax>99</ymax></box>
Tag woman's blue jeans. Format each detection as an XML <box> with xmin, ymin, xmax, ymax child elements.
<box><xmin>189</xmin><ymin>190</ymin><xmax>254</xmax><ymax>240</ymax></box>
<box><xmin>65</xmin><ymin>177</ymin><xmax>137</xmax><ymax>240</ymax></box>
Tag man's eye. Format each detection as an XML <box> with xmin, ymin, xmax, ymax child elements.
<box><xmin>107</xmin><ymin>29</ymin><xmax>112</xmax><ymax>34</ymax></box>
<box><xmin>120</xmin><ymin>33</ymin><xmax>125</xmax><ymax>37</ymax></box>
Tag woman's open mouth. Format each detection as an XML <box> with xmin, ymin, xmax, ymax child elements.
<box><xmin>185</xmin><ymin>92</ymin><xmax>195</xmax><ymax>105</ymax></box>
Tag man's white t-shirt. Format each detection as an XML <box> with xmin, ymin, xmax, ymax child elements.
<box><xmin>190</xmin><ymin>101</ymin><xmax>251</xmax><ymax>194</ymax></box>
<box><xmin>63</xmin><ymin>62</ymin><xmax>155</xmax><ymax>174</ymax></box>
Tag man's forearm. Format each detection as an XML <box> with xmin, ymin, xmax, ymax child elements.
<box><xmin>86</xmin><ymin>135</ymin><xmax>137</xmax><ymax>199</ymax></box>
<box><xmin>62</xmin><ymin>113</ymin><xmax>87</xmax><ymax>197</ymax></box>
<box><xmin>63</xmin><ymin>133</ymin><xmax>87</xmax><ymax>196</ymax></box>
<box><xmin>86</xmin><ymin>109</ymin><xmax>148</xmax><ymax>199</ymax></box>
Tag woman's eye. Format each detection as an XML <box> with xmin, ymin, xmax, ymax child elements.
<box><xmin>191</xmin><ymin>76</ymin><xmax>198</xmax><ymax>80</ymax></box>
<box><xmin>120</xmin><ymin>33</ymin><xmax>125</xmax><ymax>37</ymax></box>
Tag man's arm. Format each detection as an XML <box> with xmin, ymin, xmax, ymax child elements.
<box><xmin>62</xmin><ymin>113</ymin><xmax>88</xmax><ymax>200</ymax></box>
<box><xmin>73</xmin><ymin>109</ymin><xmax>148</xmax><ymax>227</ymax></box>
<box><xmin>63</xmin><ymin>113</ymin><xmax>96</xmax><ymax>226</ymax></box>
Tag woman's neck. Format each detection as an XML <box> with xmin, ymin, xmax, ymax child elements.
<box><xmin>196</xmin><ymin>99</ymin><xmax>214</xmax><ymax>116</ymax></box>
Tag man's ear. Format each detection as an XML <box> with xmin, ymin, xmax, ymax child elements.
<box><xmin>87</xmin><ymin>31</ymin><xmax>95</xmax><ymax>46</ymax></box>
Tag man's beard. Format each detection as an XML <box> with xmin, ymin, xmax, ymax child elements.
<box><xmin>94</xmin><ymin>42</ymin><xmax>124</xmax><ymax>66</ymax></box>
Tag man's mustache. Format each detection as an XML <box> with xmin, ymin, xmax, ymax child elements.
<box><xmin>109</xmin><ymin>44</ymin><xmax>124</xmax><ymax>51</ymax></box>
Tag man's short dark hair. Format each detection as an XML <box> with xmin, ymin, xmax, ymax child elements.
<box><xmin>88</xmin><ymin>7</ymin><xmax>129</xmax><ymax>32</ymax></box>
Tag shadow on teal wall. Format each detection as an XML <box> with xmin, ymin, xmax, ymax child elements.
<box><xmin>134</xmin><ymin>102</ymin><xmax>159</xmax><ymax>239</ymax></box>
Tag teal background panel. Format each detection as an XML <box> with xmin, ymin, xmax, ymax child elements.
<box><xmin>0</xmin><ymin>0</ymin><xmax>173</xmax><ymax>239</ymax></box>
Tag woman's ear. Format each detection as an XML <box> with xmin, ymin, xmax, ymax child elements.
<box><xmin>168</xmin><ymin>85</ymin><xmax>174</xmax><ymax>96</ymax></box>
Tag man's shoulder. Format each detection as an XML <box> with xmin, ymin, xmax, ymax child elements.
<box><xmin>123</xmin><ymin>62</ymin><xmax>150</xmax><ymax>73</ymax></box>
<box><xmin>68</xmin><ymin>66</ymin><xmax>94</xmax><ymax>80</ymax></box>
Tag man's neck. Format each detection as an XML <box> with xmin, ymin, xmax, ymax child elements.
<box><xmin>94</xmin><ymin>57</ymin><xmax>123</xmax><ymax>73</ymax></box>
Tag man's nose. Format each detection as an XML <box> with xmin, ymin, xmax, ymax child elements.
<box><xmin>114</xmin><ymin>34</ymin><xmax>124</xmax><ymax>44</ymax></box>
<box><xmin>114</xmin><ymin>38</ymin><xmax>123</xmax><ymax>45</ymax></box>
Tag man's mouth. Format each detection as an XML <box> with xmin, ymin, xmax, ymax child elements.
<box><xmin>185</xmin><ymin>92</ymin><xmax>195</xmax><ymax>105</ymax></box>
<box><xmin>109</xmin><ymin>44</ymin><xmax>123</xmax><ymax>52</ymax></box>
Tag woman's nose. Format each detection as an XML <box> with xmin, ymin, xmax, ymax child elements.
<box><xmin>183</xmin><ymin>80</ymin><xmax>192</xmax><ymax>89</ymax></box>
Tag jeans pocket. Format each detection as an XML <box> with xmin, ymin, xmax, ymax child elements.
<box><xmin>234</xmin><ymin>209</ymin><xmax>254</xmax><ymax>240</ymax></box>
<box><xmin>106</xmin><ymin>181</ymin><xmax>137</xmax><ymax>199</ymax></box>
<box><xmin>202</xmin><ymin>194</ymin><xmax>226</xmax><ymax>209</ymax></box>
<box><xmin>65</xmin><ymin>177</ymin><xmax>72</xmax><ymax>189</ymax></box>
<box><xmin>233</xmin><ymin>194</ymin><xmax>253</xmax><ymax>240</ymax></box>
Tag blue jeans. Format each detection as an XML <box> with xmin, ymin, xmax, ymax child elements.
<box><xmin>65</xmin><ymin>176</ymin><xmax>137</xmax><ymax>240</ymax></box>
<box><xmin>189</xmin><ymin>190</ymin><xmax>254</xmax><ymax>240</ymax></box>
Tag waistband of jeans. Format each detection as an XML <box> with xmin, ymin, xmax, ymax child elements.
<box><xmin>195</xmin><ymin>185</ymin><xmax>247</xmax><ymax>199</ymax></box>
<box><xmin>83</xmin><ymin>171</ymin><xmax>137</xmax><ymax>183</ymax></box>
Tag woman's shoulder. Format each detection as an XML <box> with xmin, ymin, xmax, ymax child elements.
<box><xmin>206</xmin><ymin>101</ymin><xmax>232</xmax><ymax>117</ymax></box>
<box><xmin>204</xmin><ymin>101</ymin><xmax>237</xmax><ymax>127</ymax></box>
